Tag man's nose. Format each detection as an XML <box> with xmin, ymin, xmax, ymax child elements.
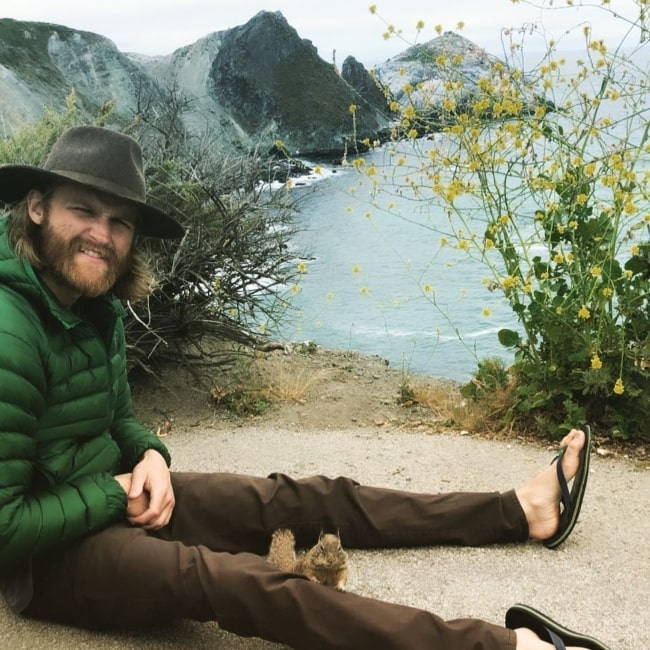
<box><xmin>88</xmin><ymin>216</ymin><xmax>112</xmax><ymax>243</ymax></box>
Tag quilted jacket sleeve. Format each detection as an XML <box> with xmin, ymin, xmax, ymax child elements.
<box><xmin>0</xmin><ymin>293</ymin><xmax>126</xmax><ymax>572</ymax></box>
<box><xmin>108</xmin><ymin>315</ymin><xmax>172</xmax><ymax>471</ymax></box>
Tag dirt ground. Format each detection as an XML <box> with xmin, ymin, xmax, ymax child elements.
<box><xmin>130</xmin><ymin>344</ymin><xmax>445</xmax><ymax>436</ymax></box>
<box><xmin>130</xmin><ymin>342</ymin><xmax>649</xmax><ymax>464</ymax></box>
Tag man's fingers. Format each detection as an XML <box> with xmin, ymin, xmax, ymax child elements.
<box><xmin>129</xmin><ymin>507</ymin><xmax>171</xmax><ymax>530</ymax></box>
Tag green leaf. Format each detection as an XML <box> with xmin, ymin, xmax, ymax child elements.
<box><xmin>498</xmin><ymin>328</ymin><xmax>521</xmax><ymax>348</ymax></box>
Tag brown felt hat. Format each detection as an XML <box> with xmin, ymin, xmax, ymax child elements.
<box><xmin>0</xmin><ymin>125</ymin><xmax>184</xmax><ymax>239</ymax></box>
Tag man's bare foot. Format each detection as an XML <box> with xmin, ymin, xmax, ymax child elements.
<box><xmin>516</xmin><ymin>627</ymin><xmax>588</xmax><ymax>649</ymax></box>
<box><xmin>515</xmin><ymin>429</ymin><xmax>586</xmax><ymax>541</ymax></box>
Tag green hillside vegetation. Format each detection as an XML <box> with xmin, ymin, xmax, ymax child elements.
<box><xmin>0</xmin><ymin>19</ymin><xmax>69</xmax><ymax>87</ymax></box>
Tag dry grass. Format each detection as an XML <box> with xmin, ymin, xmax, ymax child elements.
<box><xmin>260</xmin><ymin>361</ymin><xmax>323</xmax><ymax>404</ymax></box>
<box><xmin>407</xmin><ymin>376</ymin><xmax>517</xmax><ymax>435</ymax></box>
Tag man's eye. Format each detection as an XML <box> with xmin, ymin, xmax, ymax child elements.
<box><xmin>116</xmin><ymin>218</ymin><xmax>135</xmax><ymax>230</ymax></box>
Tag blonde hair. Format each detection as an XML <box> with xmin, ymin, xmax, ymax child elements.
<box><xmin>6</xmin><ymin>197</ymin><xmax>157</xmax><ymax>303</ymax></box>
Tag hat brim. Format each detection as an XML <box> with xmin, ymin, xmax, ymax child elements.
<box><xmin>0</xmin><ymin>165</ymin><xmax>185</xmax><ymax>239</ymax></box>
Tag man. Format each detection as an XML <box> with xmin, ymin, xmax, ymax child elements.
<box><xmin>0</xmin><ymin>125</ymin><xmax>609</xmax><ymax>649</ymax></box>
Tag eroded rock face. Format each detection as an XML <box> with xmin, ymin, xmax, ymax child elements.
<box><xmin>0</xmin><ymin>17</ymin><xmax>512</xmax><ymax>157</ymax></box>
<box><xmin>208</xmin><ymin>11</ymin><xmax>390</xmax><ymax>157</ymax></box>
<box><xmin>373</xmin><ymin>32</ymin><xmax>505</xmax><ymax>107</ymax></box>
<box><xmin>372</xmin><ymin>31</ymin><xmax>545</xmax><ymax>126</ymax></box>
<box><xmin>341</xmin><ymin>55</ymin><xmax>394</xmax><ymax>119</ymax></box>
<box><xmin>0</xmin><ymin>13</ymin><xmax>392</xmax><ymax>157</ymax></box>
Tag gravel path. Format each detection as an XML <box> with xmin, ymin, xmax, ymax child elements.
<box><xmin>2</xmin><ymin>426</ymin><xmax>647</xmax><ymax>649</ymax></box>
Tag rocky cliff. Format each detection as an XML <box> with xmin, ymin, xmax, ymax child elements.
<box><xmin>0</xmin><ymin>13</ymin><xmax>391</xmax><ymax>157</ymax></box>
<box><xmin>0</xmin><ymin>15</ymin><xmax>515</xmax><ymax>157</ymax></box>
<box><xmin>372</xmin><ymin>31</ymin><xmax>546</xmax><ymax>126</ymax></box>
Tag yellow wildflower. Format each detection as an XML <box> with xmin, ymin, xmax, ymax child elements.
<box><xmin>578</xmin><ymin>305</ymin><xmax>591</xmax><ymax>319</ymax></box>
<box><xmin>442</xmin><ymin>98</ymin><xmax>456</xmax><ymax>111</ymax></box>
<box><xmin>482</xmin><ymin>307</ymin><xmax>492</xmax><ymax>317</ymax></box>
<box><xmin>613</xmin><ymin>378</ymin><xmax>625</xmax><ymax>395</ymax></box>
<box><xmin>591</xmin><ymin>355</ymin><xmax>602</xmax><ymax>370</ymax></box>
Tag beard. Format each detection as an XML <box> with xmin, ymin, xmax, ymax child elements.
<box><xmin>38</xmin><ymin>214</ymin><xmax>132</xmax><ymax>299</ymax></box>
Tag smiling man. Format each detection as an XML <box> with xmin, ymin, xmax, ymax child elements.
<box><xmin>26</xmin><ymin>183</ymin><xmax>137</xmax><ymax>304</ymax></box>
<box><xmin>0</xmin><ymin>125</ymin><xmax>608</xmax><ymax>650</ymax></box>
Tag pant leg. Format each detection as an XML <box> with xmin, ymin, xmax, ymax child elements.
<box><xmin>26</xmin><ymin>524</ymin><xmax>516</xmax><ymax>650</ymax></box>
<box><xmin>162</xmin><ymin>471</ymin><xmax>528</xmax><ymax>553</ymax></box>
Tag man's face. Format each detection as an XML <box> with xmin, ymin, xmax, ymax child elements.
<box><xmin>27</xmin><ymin>183</ymin><xmax>138</xmax><ymax>306</ymax></box>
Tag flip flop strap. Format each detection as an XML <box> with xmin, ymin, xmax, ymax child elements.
<box><xmin>547</xmin><ymin>625</ymin><xmax>566</xmax><ymax>649</ymax></box>
<box><xmin>554</xmin><ymin>449</ymin><xmax>572</xmax><ymax>524</ymax></box>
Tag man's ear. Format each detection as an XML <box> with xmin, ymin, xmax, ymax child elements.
<box><xmin>26</xmin><ymin>190</ymin><xmax>46</xmax><ymax>225</ymax></box>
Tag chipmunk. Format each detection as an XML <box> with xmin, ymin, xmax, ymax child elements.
<box><xmin>267</xmin><ymin>528</ymin><xmax>349</xmax><ymax>591</ymax></box>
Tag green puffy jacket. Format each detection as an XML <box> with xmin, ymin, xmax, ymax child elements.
<box><xmin>0</xmin><ymin>218</ymin><xmax>171</xmax><ymax>572</ymax></box>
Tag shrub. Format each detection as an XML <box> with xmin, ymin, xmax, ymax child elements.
<box><xmin>362</xmin><ymin>2</ymin><xmax>650</xmax><ymax>440</ymax></box>
<box><xmin>0</xmin><ymin>94</ymin><xmax>303</xmax><ymax>376</ymax></box>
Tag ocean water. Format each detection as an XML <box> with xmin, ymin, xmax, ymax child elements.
<box><xmin>273</xmin><ymin>146</ymin><xmax>517</xmax><ymax>382</ymax></box>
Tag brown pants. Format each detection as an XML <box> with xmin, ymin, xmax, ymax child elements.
<box><xmin>26</xmin><ymin>472</ymin><xmax>525</xmax><ymax>649</ymax></box>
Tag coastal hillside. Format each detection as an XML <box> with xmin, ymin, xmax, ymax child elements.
<box><xmin>0</xmin><ymin>13</ymin><xmax>508</xmax><ymax>158</ymax></box>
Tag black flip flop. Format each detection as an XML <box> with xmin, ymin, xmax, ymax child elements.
<box><xmin>505</xmin><ymin>603</ymin><xmax>611</xmax><ymax>650</ymax></box>
<box><xmin>543</xmin><ymin>424</ymin><xmax>592</xmax><ymax>549</ymax></box>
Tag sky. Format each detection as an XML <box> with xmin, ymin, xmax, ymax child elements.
<box><xmin>1</xmin><ymin>1</ymin><xmax>645</xmax><ymax>65</ymax></box>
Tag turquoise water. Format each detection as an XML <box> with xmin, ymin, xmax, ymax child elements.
<box><xmin>274</xmin><ymin>146</ymin><xmax>517</xmax><ymax>382</ymax></box>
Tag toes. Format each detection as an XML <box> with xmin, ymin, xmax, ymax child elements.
<box><xmin>559</xmin><ymin>429</ymin><xmax>585</xmax><ymax>452</ymax></box>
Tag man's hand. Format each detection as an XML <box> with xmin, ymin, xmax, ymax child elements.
<box><xmin>120</xmin><ymin>450</ymin><xmax>175</xmax><ymax>530</ymax></box>
<box><xmin>114</xmin><ymin>473</ymin><xmax>149</xmax><ymax>519</ymax></box>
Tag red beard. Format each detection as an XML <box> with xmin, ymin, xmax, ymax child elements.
<box><xmin>38</xmin><ymin>215</ymin><xmax>131</xmax><ymax>299</ymax></box>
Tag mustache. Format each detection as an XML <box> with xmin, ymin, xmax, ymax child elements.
<box><xmin>72</xmin><ymin>237</ymin><xmax>118</xmax><ymax>264</ymax></box>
